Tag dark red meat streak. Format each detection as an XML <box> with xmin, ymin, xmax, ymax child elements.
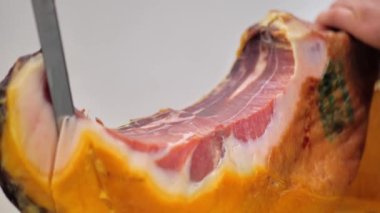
<box><xmin>108</xmin><ymin>27</ymin><xmax>294</xmax><ymax>181</ymax></box>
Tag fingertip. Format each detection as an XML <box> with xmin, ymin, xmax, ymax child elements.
<box><xmin>315</xmin><ymin>10</ymin><xmax>329</xmax><ymax>24</ymax></box>
<box><xmin>315</xmin><ymin>7</ymin><xmax>356</xmax><ymax>32</ymax></box>
<box><xmin>315</xmin><ymin>10</ymin><xmax>335</xmax><ymax>31</ymax></box>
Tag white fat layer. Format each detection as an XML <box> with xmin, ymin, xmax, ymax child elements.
<box><xmin>54</xmin><ymin>117</ymin><xmax>80</xmax><ymax>172</ymax></box>
<box><xmin>11</xmin><ymin>54</ymin><xmax>58</xmax><ymax>175</ymax></box>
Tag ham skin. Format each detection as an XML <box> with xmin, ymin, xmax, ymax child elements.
<box><xmin>0</xmin><ymin>11</ymin><xmax>378</xmax><ymax>212</ymax></box>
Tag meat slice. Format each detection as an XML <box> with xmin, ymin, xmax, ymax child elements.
<box><xmin>116</xmin><ymin>23</ymin><xmax>295</xmax><ymax>177</ymax></box>
<box><xmin>0</xmin><ymin>11</ymin><xmax>378</xmax><ymax>212</ymax></box>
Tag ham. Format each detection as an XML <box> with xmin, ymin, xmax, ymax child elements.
<box><xmin>113</xmin><ymin>22</ymin><xmax>295</xmax><ymax>180</ymax></box>
<box><xmin>0</xmin><ymin>11</ymin><xmax>378</xmax><ymax>212</ymax></box>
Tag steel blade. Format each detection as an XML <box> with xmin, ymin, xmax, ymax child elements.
<box><xmin>31</xmin><ymin>0</ymin><xmax>74</xmax><ymax>130</ymax></box>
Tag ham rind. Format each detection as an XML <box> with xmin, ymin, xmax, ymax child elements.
<box><xmin>0</xmin><ymin>11</ymin><xmax>378</xmax><ymax>212</ymax></box>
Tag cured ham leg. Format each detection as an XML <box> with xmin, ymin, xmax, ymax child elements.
<box><xmin>0</xmin><ymin>11</ymin><xmax>378</xmax><ymax>212</ymax></box>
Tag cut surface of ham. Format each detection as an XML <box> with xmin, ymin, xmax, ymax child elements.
<box><xmin>112</xmin><ymin>25</ymin><xmax>295</xmax><ymax>180</ymax></box>
<box><xmin>0</xmin><ymin>11</ymin><xmax>378</xmax><ymax>212</ymax></box>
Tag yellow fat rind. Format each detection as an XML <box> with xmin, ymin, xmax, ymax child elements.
<box><xmin>51</xmin><ymin>130</ymin><xmax>112</xmax><ymax>213</ymax></box>
<box><xmin>236</xmin><ymin>11</ymin><xmax>309</xmax><ymax>58</ymax></box>
<box><xmin>50</xmin><ymin>129</ymin><xmax>338</xmax><ymax>213</ymax></box>
<box><xmin>1</xmin><ymin>74</ymin><xmax>54</xmax><ymax>211</ymax></box>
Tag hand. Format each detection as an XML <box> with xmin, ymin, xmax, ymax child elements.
<box><xmin>316</xmin><ymin>0</ymin><xmax>380</xmax><ymax>49</ymax></box>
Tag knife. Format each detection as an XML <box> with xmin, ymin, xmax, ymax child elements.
<box><xmin>31</xmin><ymin>0</ymin><xmax>75</xmax><ymax>131</ymax></box>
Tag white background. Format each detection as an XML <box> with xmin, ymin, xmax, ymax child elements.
<box><xmin>0</xmin><ymin>0</ymin><xmax>332</xmax><ymax>212</ymax></box>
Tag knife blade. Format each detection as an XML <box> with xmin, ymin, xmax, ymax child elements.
<box><xmin>31</xmin><ymin>0</ymin><xmax>74</xmax><ymax>131</ymax></box>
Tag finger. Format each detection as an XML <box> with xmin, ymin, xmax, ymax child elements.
<box><xmin>330</xmin><ymin>0</ymin><xmax>364</xmax><ymax>20</ymax></box>
<box><xmin>316</xmin><ymin>6</ymin><xmax>358</xmax><ymax>34</ymax></box>
<box><xmin>317</xmin><ymin>0</ymin><xmax>380</xmax><ymax>49</ymax></box>
<box><xmin>330</xmin><ymin>0</ymin><xmax>358</xmax><ymax>10</ymax></box>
